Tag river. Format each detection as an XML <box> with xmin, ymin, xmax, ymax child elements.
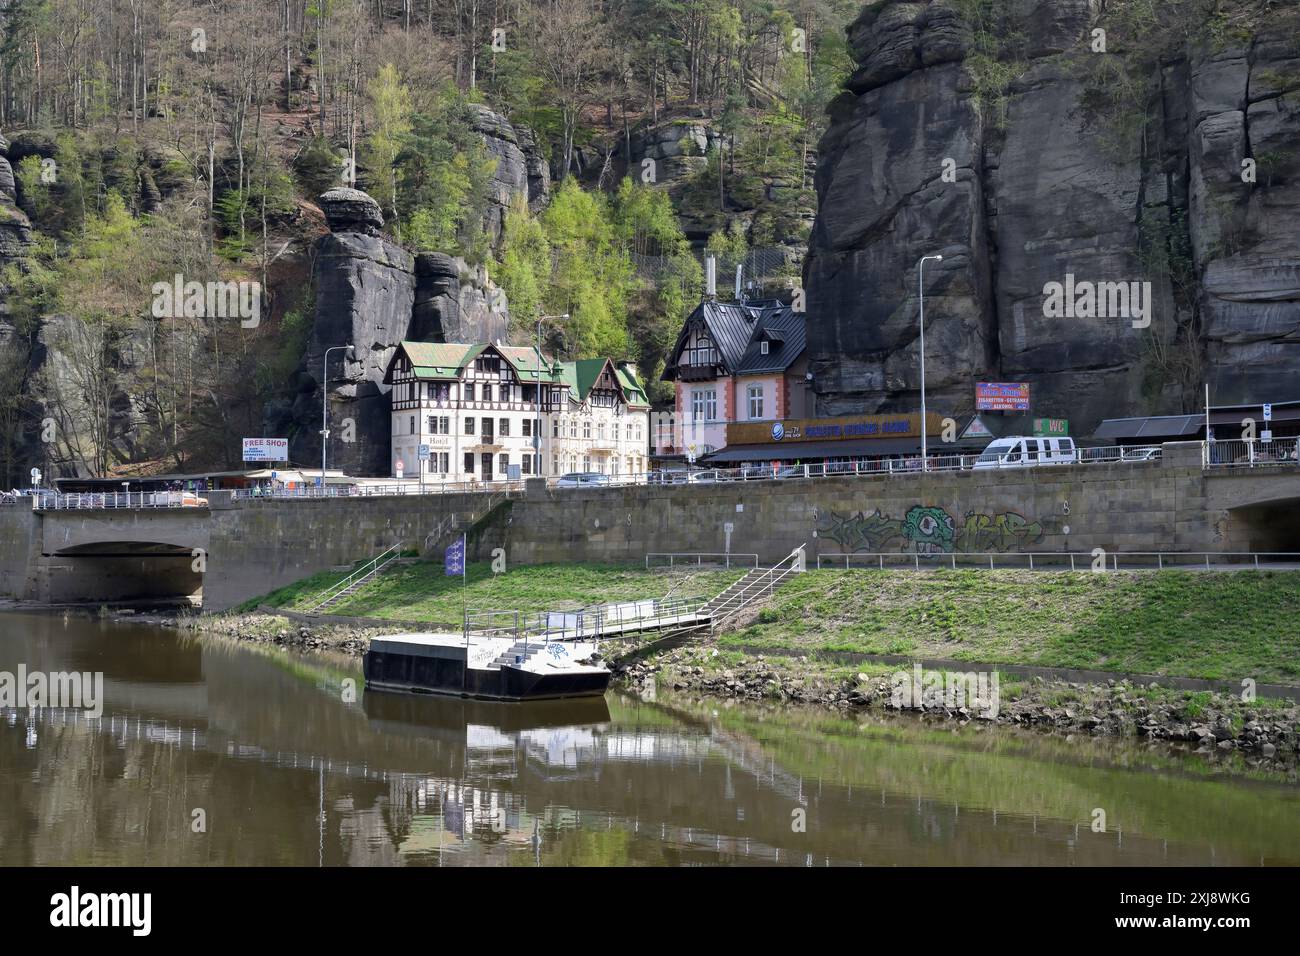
<box><xmin>0</xmin><ymin>611</ymin><xmax>1296</xmax><ymax>866</ymax></box>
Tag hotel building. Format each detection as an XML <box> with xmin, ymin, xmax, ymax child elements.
<box><xmin>384</xmin><ymin>341</ymin><xmax>651</xmax><ymax>482</ymax></box>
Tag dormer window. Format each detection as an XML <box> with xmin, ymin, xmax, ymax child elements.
<box><xmin>760</xmin><ymin>340</ymin><xmax>769</xmax><ymax>355</ymax></box>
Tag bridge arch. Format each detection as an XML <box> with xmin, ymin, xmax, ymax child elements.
<box><xmin>38</xmin><ymin>540</ymin><xmax>204</xmax><ymax>606</ymax></box>
<box><xmin>1222</xmin><ymin>496</ymin><xmax>1300</xmax><ymax>554</ymax></box>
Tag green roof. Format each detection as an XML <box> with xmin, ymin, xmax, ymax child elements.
<box><xmin>391</xmin><ymin>340</ymin><xmax>647</xmax><ymax>406</ymax></box>
<box><xmin>398</xmin><ymin>341</ymin><xmax>485</xmax><ymax>379</ymax></box>
<box><xmin>615</xmin><ymin>365</ymin><xmax>649</xmax><ymax>407</ymax></box>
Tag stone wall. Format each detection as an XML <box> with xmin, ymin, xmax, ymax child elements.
<box><xmin>0</xmin><ymin>443</ymin><xmax>1295</xmax><ymax>611</ymax></box>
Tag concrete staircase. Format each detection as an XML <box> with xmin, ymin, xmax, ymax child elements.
<box><xmin>490</xmin><ymin>640</ymin><xmax>545</xmax><ymax>669</ymax></box>
<box><xmin>305</xmin><ymin>543</ymin><xmax>403</xmax><ymax>613</ymax></box>
<box><xmin>701</xmin><ymin>568</ymin><xmax>771</xmax><ymax>616</ymax></box>
<box><xmin>701</xmin><ymin>545</ymin><xmax>806</xmax><ymax>627</ymax></box>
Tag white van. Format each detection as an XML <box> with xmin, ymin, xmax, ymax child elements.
<box><xmin>973</xmin><ymin>436</ymin><xmax>1076</xmax><ymax>470</ymax></box>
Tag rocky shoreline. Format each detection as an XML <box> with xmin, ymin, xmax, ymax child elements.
<box><xmin>172</xmin><ymin>612</ymin><xmax>382</xmax><ymax>656</ymax></box>
<box><xmin>615</xmin><ymin>649</ymin><xmax>1300</xmax><ymax>770</ymax></box>
<box><xmin>132</xmin><ymin>608</ymin><xmax>1300</xmax><ymax>772</ymax></box>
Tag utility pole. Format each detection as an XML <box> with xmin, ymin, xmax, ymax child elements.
<box><xmin>917</xmin><ymin>255</ymin><xmax>943</xmax><ymax>472</ymax></box>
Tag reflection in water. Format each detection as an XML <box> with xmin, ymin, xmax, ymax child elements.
<box><xmin>0</xmin><ymin>611</ymin><xmax>1296</xmax><ymax>866</ymax></box>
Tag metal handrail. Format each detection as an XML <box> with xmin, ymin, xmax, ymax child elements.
<box><xmin>305</xmin><ymin>542</ymin><xmax>402</xmax><ymax>611</ymax></box>
<box><xmin>707</xmin><ymin>544</ymin><xmax>806</xmax><ymax>625</ymax></box>
<box><xmin>31</xmin><ymin>490</ymin><xmax>211</xmax><ymax>510</ymax></box>
<box><xmin>645</xmin><ymin>552</ymin><xmax>760</xmax><ymax>569</ymax></box>
<box><xmin>816</xmin><ymin>550</ymin><xmax>1300</xmax><ymax>571</ymax></box>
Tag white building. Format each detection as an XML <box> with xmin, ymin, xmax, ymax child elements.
<box><xmin>384</xmin><ymin>341</ymin><xmax>651</xmax><ymax>482</ymax></box>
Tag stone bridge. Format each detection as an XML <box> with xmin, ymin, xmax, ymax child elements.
<box><xmin>0</xmin><ymin>442</ymin><xmax>1295</xmax><ymax>610</ymax></box>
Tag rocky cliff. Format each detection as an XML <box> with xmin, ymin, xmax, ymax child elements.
<box><xmin>804</xmin><ymin>0</ymin><xmax>1300</xmax><ymax>433</ymax></box>
<box><xmin>282</xmin><ymin>187</ymin><xmax>511</xmax><ymax>476</ymax></box>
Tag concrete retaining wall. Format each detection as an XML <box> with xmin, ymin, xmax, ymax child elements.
<box><xmin>0</xmin><ymin>442</ymin><xmax>1295</xmax><ymax>611</ymax></box>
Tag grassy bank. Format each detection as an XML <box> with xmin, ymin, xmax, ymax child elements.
<box><xmin>719</xmin><ymin>569</ymin><xmax>1300</xmax><ymax>684</ymax></box>
<box><xmin>240</xmin><ymin>561</ymin><xmax>745</xmax><ymax>629</ymax></box>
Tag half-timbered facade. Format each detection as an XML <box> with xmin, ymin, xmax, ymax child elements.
<box><xmin>657</xmin><ymin>297</ymin><xmax>809</xmax><ymax>460</ymax></box>
<box><xmin>384</xmin><ymin>342</ymin><xmax>650</xmax><ymax>482</ymax></box>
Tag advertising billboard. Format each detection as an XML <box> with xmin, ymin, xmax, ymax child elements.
<box><xmin>241</xmin><ymin>438</ymin><xmax>289</xmax><ymax>462</ymax></box>
<box><xmin>976</xmin><ymin>382</ymin><xmax>1031</xmax><ymax>412</ymax></box>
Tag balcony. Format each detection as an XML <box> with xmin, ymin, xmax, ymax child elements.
<box><xmin>677</xmin><ymin>363</ymin><xmax>719</xmax><ymax>383</ymax></box>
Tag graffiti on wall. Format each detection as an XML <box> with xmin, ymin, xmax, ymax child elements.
<box><xmin>816</xmin><ymin>506</ymin><xmax>1045</xmax><ymax>554</ymax></box>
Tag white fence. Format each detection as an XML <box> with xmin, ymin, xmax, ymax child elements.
<box><xmin>1203</xmin><ymin>438</ymin><xmax>1299</xmax><ymax>468</ymax></box>
<box><xmin>31</xmin><ymin>491</ymin><xmax>209</xmax><ymax>511</ymax></box>
<box><xmin>645</xmin><ymin>552</ymin><xmax>760</xmax><ymax>569</ymax></box>
<box><xmin>817</xmin><ymin>551</ymin><xmax>1300</xmax><ymax>571</ymax></box>
<box><xmin>26</xmin><ymin>439</ymin><xmax>1296</xmax><ymax>510</ymax></box>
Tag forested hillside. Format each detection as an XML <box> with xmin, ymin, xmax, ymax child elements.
<box><xmin>0</xmin><ymin>0</ymin><xmax>857</xmax><ymax>482</ymax></box>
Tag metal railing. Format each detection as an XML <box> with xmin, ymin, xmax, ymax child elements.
<box><xmin>466</xmin><ymin>594</ymin><xmax>712</xmax><ymax>654</ymax></box>
<box><xmin>233</xmin><ymin>480</ymin><xmax>528</xmax><ymax>500</ymax></box>
<box><xmin>1203</xmin><ymin>437</ymin><xmax>1299</xmax><ymax>468</ymax></box>
<box><xmin>645</xmin><ymin>552</ymin><xmax>760</xmax><ymax>569</ymax></box>
<box><xmin>31</xmin><ymin>490</ymin><xmax>211</xmax><ymax>510</ymax></box>
<box><xmin>706</xmin><ymin>544</ymin><xmax>806</xmax><ymax>626</ymax></box>
<box><xmin>304</xmin><ymin>543</ymin><xmax>403</xmax><ymax>612</ymax></box>
<box><xmin>816</xmin><ymin>551</ymin><xmax>1300</xmax><ymax>571</ymax></box>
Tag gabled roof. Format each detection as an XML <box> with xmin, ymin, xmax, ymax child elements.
<box><xmin>573</xmin><ymin>357</ymin><xmax>611</xmax><ymax>399</ymax></box>
<box><xmin>386</xmin><ymin>339</ymin><xmax>649</xmax><ymax>408</ymax></box>
<box><xmin>664</xmin><ymin>297</ymin><xmax>806</xmax><ymax>380</ymax></box>
<box><xmin>496</xmin><ymin>345</ymin><xmax>562</xmax><ymax>383</ymax></box>
<box><xmin>384</xmin><ymin>341</ymin><xmax>485</xmax><ymax>383</ymax></box>
<box><xmin>615</xmin><ymin>364</ymin><xmax>649</xmax><ymax>407</ymax></box>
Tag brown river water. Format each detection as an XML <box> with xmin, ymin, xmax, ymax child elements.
<box><xmin>0</xmin><ymin>611</ymin><xmax>1296</xmax><ymax>866</ymax></box>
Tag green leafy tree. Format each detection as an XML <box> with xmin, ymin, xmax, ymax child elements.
<box><xmin>361</xmin><ymin>64</ymin><xmax>414</xmax><ymax>240</ymax></box>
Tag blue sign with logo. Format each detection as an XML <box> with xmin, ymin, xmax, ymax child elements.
<box><xmin>771</xmin><ymin>422</ymin><xmax>785</xmax><ymax>441</ymax></box>
<box><xmin>444</xmin><ymin>537</ymin><xmax>465</xmax><ymax>577</ymax></box>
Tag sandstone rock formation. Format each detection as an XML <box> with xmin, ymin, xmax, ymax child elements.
<box><xmin>0</xmin><ymin>133</ymin><xmax>32</xmax><ymax>300</ymax></box>
<box><xmin>285</xmin><ymin>188</ymin><xmax>509</xmax><ymax>476</ymax></box>
<box><xmin>469</xmin><ymin>105</ymin><xmax>550</xmax><ymax>245</ymax></box>
<box><xmin>805</xmin><ymin>0</ymin><xmax>1300</xmax><ymax>433</ymax></box>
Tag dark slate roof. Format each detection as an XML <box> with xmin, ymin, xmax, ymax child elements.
<box><xmin>735</xmin><ymin>301</ymin><xmax>806</xmax><ymax>375</ymax></box>
<box><xmin>664</xmin><ymin>297</ymin><xmax>805</xmax><ymax>379</ymax></box>
<box><xmin>1094</xmin><ymin>415</ymin><xmax>1204</xmax><ymax>440</ymax></box>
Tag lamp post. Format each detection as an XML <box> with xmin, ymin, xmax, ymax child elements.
<box><xmin>917</xmin><ymin>254</ymin><xmax>943</xmax><ymax>472</ymax></box>
<box><xmin>322</xmin><ymin>345</ymin><xmax>354</xmax><ymax>490</ymax></box>
<box><xmin>535</xmin><ymin>314</ymin><xmax>568</xmax><ymax>477</ymax></box>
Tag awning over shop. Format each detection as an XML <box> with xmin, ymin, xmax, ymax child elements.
<box><xmin>702</xmin><ymin>437</ymin><xmax>963</xmax><ymax>463</ymax></box>
<box><xmin>1093</xmin><ymin>415</ymin><xmax>1203</xmax><ymax>440</ymax></box>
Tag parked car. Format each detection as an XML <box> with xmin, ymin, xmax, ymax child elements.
<box><xmin>648</xmin><ymin>470</ymin><xmax>689</xmax><ymax>485</ymax></box>
<box><xmin>555</xmin><ymin>472</ymin><xmax>611</xmax><ymax>488</ymax></box>
<box><xmin>1122</xmin><ymin>446</ymin><xmax>1162</xmax><ymax>462</ymax></box>
<box><xmin>686</xmin><ymin>469</ymin><xmax>733</xmax><ymax>484</ymax></box>
<box><xmin>973</xmin><ymin>437</ymin><xmax>1077</xmax><ymax>470</ymax></box>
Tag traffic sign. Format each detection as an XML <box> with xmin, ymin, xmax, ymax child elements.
<box><xmin>1263</xmin><ymin>403</ymin><xmax>1272</xmax><ymax>422</ymax></box>
<box><xmin>395</xmin><ymin>459</ymin><xmax>405</xmax><ymax>478</ymax></box>
<box><xmin>418</xmin><ymin>444</ymin><xmax>430</xmax><ymax>460</ymax></box>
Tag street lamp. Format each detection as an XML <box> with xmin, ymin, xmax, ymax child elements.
<box><xmin>535</xmin><ymin>314</ymin><xmax>569</xmax><ymax>477</ymax></box>
<box><xmin>917</xmin><ymin>254</ymin><xmax>943</xmax><ymax>472</ymax></box>
<box><xmin>322</xmin><ymin>344</ymin><xmax>355</xmax><ymax>489</ymax></box>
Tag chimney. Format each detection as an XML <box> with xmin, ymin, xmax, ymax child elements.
<box><xmin>735</xmin><ymin>263</ymin><xmax>743</xmax><ymax>301</ymax></box>
<box><xmin>705</xmin><ymin>255</ymin><xmax>716</xmax><ymax>299</ymax></box>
